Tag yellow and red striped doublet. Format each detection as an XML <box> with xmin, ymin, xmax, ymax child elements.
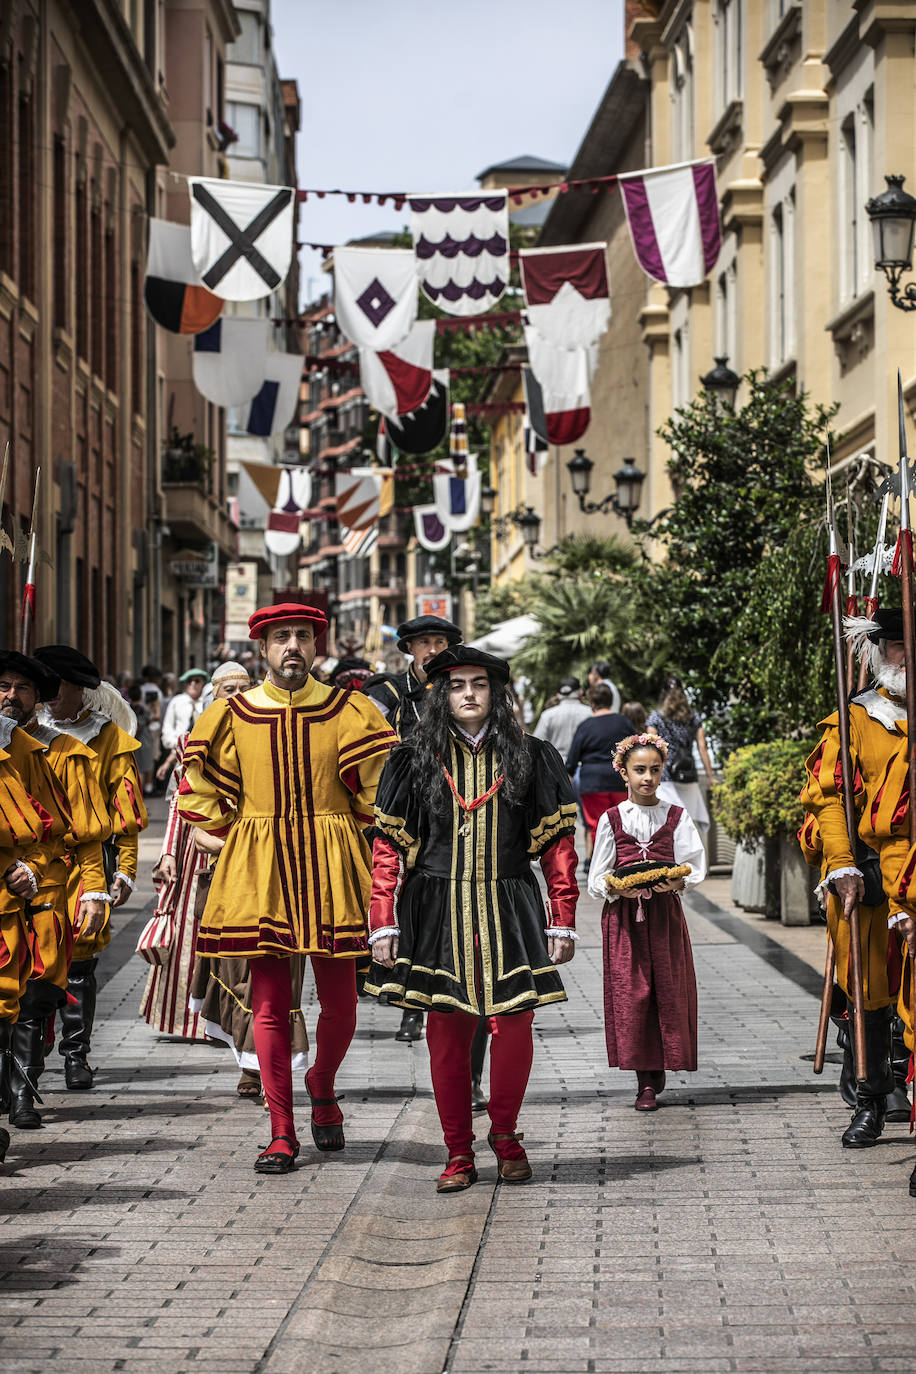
<box><xmin>0</xmin><ymin>742</ymin><xmax>58</xmax><ymax>1019</ymax></box>
<box><xmin>179</xmin><ymin>677</ymin><xmax>395</xmax><ymax>959</ymax></box>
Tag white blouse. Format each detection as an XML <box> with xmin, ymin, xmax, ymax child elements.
<box><xmin>587</xmin><ymin>798</ymin><xmax>707</xmax><ymax>903</ymax></box>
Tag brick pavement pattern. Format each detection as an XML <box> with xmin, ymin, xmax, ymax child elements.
<box><xmin>2</xmin><ymin>804</ymin><xmax>916</xmax><ymax>1373</ymax></box>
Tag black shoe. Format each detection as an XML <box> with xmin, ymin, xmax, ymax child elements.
<box><xmin>471</xmin><ymin>1076</ymin><xmax>488</xmax><ymax>1113</ymax></box>
<box><xmin>885</xmin><ymin>1084</ymin><xmax>911</xmax><ymax>1123</ymax></box>
<box><xmin>842</xmin><ymin>1099</ymin><xmax>886</xmax><ymax>1148</ymax></box>
<box><xmin>395</xmin><ymin>1009</ymin><xmax>424</xmax><ymax>1043</ymax></box>
<box><xmin>9</xmin><ymin>997</ymin><xmax>48</xmax><ymax>1130</ymax></box>
<box><xmin>0</xmin><ymin>1125</ymin><xmax>9</xmax><ymax>1163</ymax></box>
<box><xmin>909</xmin><ymin>1162</ymin><xmax>916</xmax><ymax>1198</ymax></box>
<box><xmin>63</xmin><ymin>1055</ymin><xmax>94</xmax><ymax>1091</ymax></box>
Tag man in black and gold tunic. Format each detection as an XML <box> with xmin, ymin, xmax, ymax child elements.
<box><xmin>366</xmin><ymin>646</ymin><xmax>579</xmax><ymax>1192</ymax></box>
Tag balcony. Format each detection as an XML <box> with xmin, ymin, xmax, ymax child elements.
<box><xmin>162</xmin><ymin>450</ymin><xmax>235</xmax><ymax>557</ymax></box>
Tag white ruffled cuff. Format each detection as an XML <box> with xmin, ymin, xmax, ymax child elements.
<box><xmin>815</xmin><ymin>866</ymin><xmax>863</xmax><ymax>904</ymax></box>
<box><xmin>545</xmin><ymin>927</ymin><xmax>579</xmax><ymax>940</ymax></box>
<box><xmin>80</xmin><ymin>891</ymin><xmax>110</xmax><ymax>904</ymax></box>
<box><xmin>20</xmin><ymin>865</ymin><xmax>38</xmax><ymax>897</ymax></box>
<box><xmin>888</xmin><ymin>911</ymin><xmax>909</xmax><ymax>929</ymax></box>
<box><xmin>368</xmin><ymin>926</ymin><xmax>400</xmax><ymax>945</ymax></box>
<box><xmin>113</xmin><ymin>871</ymin><xmax>135</xmax><ymax>891</ymax></box>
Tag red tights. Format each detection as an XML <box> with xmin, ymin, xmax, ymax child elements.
<box><xmin>250</xmin><ymin>955</ymin><xmax>357</xmax><ymax>1154</ymax></box>
<box><xmin>426</xmin><ymin>1009</ymin><xmax>534</xmax><ymax>1160</ymax></box>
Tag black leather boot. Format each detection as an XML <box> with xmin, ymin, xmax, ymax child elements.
<box><xmin>886</xmin><ymin>1014</ymin><xmax>912</xmax><ymax>1123</ymax></box>
<box><xmin>842</xmin><ymin>1005</ymin><xmax>895</xmax><ymax>1149</ymax></box>
<box><xmin>830</xmin><ymin>985</ymin><xmax>857</xmax><ymax>1108</ymax></box>
<box><xmin>58</xmin><ymin>958</ymin><xmax>97</xmax><ymax>1089</ymax></box>
<box><xmin>0</xmin><ymin>1020</ymin><xmax>11</xmax><ymax>1114</ymax></box>
<box><xmin>470</xmin><ymin>1014</ymin><xmax>489</xmax><ymax>1111</ymax></box>
<box><xmin>394</xmin><ymin>1008</ymin><xmax>424</xmax><ymax>1043</ymax></box>
<box><xmin>9</xmin><ymin>985</ymin><xmax>50</xmax><ymax>1130</ymax></box>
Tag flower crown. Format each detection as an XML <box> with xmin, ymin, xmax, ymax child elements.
<box><xmin>612</xmin><ymin>731</ymin><xmax>668</xmax><ymax>776</ymax></box>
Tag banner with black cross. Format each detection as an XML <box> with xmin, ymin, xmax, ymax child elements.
<box><xmin>189</xmin><ymin>177</ymin><xmax>295</xmax><ymax>302</ymax></box>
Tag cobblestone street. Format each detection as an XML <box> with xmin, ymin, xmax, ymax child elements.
<box><xmin>3</xmin><ymin>804</ymin><xmax>916</xmax><ymax>1373</ymax></box>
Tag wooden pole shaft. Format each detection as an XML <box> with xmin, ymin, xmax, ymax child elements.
<box><xmin>813</xmin><ymin>934</ymin><xmax>836</xmax><ymax>1074</ymax></box>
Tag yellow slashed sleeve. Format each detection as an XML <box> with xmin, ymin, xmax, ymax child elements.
<box><xmin>178</xmin><ymin>701</ymin><xmax>241</xmax><ymax>836</ymax></box>
<box><xmin>44</xmin><ymin>736</ymin><xmax>111</xmax><ymax>896</ymax></box>
<box><xmin>800</xmin><ymin>714</ymin><xmax>859</xmax><ymax>873</ymax></box>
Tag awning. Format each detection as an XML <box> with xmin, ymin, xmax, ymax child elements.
<box><xmin>469</xmin><ymin>613</ymin><xmax>540</xmax><ymax>659</ymax></box>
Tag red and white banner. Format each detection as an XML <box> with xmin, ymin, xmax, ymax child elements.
<box><xmin>520</xmin><ymin>243</ymin><xmax>610</xmax><ymax>349</ymax></box>
<box><xmin>524</xmin><ymin>328</ymin><xmax>595</xmax><ymax>446</ymax></box>
<box><xmin>359</xmin><ymin>320</ymin><xmax>435</xmax><ymax>419</ymax></box>
<box><xmin>619</xmin><ymin>159</ymin><xmax>721</xmax><ymax>288</ymax></box>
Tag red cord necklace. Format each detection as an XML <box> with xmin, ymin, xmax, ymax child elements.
<box><xmin>441</xmin><ymin>763</ymin><xmax>505</xmax><ymax>835</ymax></box>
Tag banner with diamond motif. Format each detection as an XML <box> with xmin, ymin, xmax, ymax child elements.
<box><xmin>334</xmin><ymin>247</ymin><xmax>418</xmax><ymax>350</ymax></box>
<box><xmin>409</xmin><ymin>192</ymin><xmax>509</xmax><ymax>316</ymax></box>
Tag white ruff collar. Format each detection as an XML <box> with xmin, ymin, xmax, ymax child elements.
<box><xmin>39</xmin><ymin>706</ymin><xmax>109</xmax><ymax>746</ymax></box>
<box><xmin>853</xmin><ymin>689</ymin><xmax>907</xmax><ymax>733</ymax></box>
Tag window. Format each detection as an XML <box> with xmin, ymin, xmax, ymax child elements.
<box><xmin>105</xmin><ymin>222</ymin><xmax>117</xmax><ymax>391</ymax></box>
<box><xmin>130</xmin><ymin>257</ymin><xmax>142</xmax><ymax>415</ymax></box>
<box><xmin>715</xmin><ymin>0</ymin><xmax>742</xmax><ymax>110</ymax></box>
<box><xmin>230</xmin><ymin>11</ymin><xmax>260</xmax><ymax>64</ymax></box>
<box><xmin>76</xmin><ymin>167</ymin><xmax>88</xmax><ymax>360</ymax></box>
<box><xmin>91</xmin><ymin>202</ymin><xmax>103</xmax><ymax>377</ymax></box>
<box><xmin>53</xmin><ymin>135</ymin><xmax>67</xmax><ymax>329</ymax></box>
<box><xmin>226</xmin><ymin>101</ymin><xmax>260</xmax><ymax>158</ymax></box>
<box><xmin>0</xmin><ymin>66</ymin><xmax>11</xmax><ymax>272</ymax></box>
<box><xmin>670</xmin><ymin>22</ymin><xmax>695</xmax><ymax>163</ymax></box>
<box><xmin>204</xmin><ymin>27</ymin><xmax>213</xmax><ymax>121</ymax></box>
<box><xmin>770</xmin><ymin>190</ymin><xmax>796</xmax><ymax>367</ymax></box>
<box><xmin>18</xmin><ymin>94</ymin><xmax>35</xmax><ymax>298</ymax></box>
<box><xmin>716</xmin><ymin>261</ymin><xmax>738</xmax><ymax>367</ymax></box>
<box><xmin>839</xmin><ymin>89</ymin><xmax>874</xmax><ymax>304</ymax></box>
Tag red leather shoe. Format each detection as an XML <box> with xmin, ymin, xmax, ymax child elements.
<box><xmin>635</xmin><ymin>1087</ymin><xmax>658</xmax><ymax>1111</ymax></box>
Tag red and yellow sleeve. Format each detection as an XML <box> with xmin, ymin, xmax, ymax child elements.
<box><xmin>338</xmin><ymin>694</ymin><xmax>398</xmax><ymax>828</ymax></box>
<box><xmin>800</xmin><ymin>717</ymin><xmax>859</xmax><ymax>872</ymax></box>
<box><xmin>178</xmin><ymin>702</ymin><xmax>241</xmax><ymax>837</ymax></box>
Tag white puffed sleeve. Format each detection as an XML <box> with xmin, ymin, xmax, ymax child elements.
<box><xmin>674</xmin><ymin>809</ymin><xmax>707</xmax><ymax>885</ymax></box>
<box><xmin>587</xmin><ymin>810</ymin><xmax>617</xmax><ymax>901</ymax></box>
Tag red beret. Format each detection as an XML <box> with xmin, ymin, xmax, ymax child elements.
<box><xmin>248</xmin><ymin>602</ymin><xmax>329</xmax><ymax>639</ymax></box>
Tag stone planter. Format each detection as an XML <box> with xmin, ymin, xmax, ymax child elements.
<box><xmin>731</xmin><ymin>842</ymin><xmax>766</xmax><ymax>912</ymax></box>
<box><xmin>779</xmin><ymin>836</ymin><xmax>816</xmax><ymax>926</ymax></box>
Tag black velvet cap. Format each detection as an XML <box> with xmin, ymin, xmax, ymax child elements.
<box><xmin>866</xmin><ymin>609</ymin><xmax>905</xmax><ymax>643</ymax></box>
<box><xmin>396</xmin><ymin>615</ymin><xmax>462</xmax><ymax>654</ymax></box>
<box><xmin>33</xmin><ymin>644</ymin><xmax>101</xmax><ymax>688</ymax></box>
<box><xmin>0</xmin><ymin>651</ymin><xmax>61</xmax><ymax>701</ymax></box>
<box><xmin>424</xmin><ymin>645</ymin><xmax>511</xmax><ymax>683</ymax></box>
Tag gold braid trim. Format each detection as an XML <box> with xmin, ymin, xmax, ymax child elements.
<box><xmin>604</xmin><ymin>863</ymin><xmax>691</xmax><ymax>893</ymax></box>
<box><xmin>373</xmin><ymin>808</ymin><xmax>421</xmax><ymax>868</ymax></box>
<box><xmin>528</xmin><ymin>803</ymin><xmax>578</xmax><ymax>856</ymax></box>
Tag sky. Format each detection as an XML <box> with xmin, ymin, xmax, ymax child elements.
<box><xmin>270</xmin><ymin>0</ymin><xmax>625</xmax><ymax>303</ymax></box>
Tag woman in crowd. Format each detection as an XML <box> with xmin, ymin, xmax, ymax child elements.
<box><xmin>565</xmin><ymin>684</ymin><xmax>633</xmax><ymax>868</ymax></box>
<box><xmin>647</xmin><ymin>683</ymin><xmax>716</xmax><ymax>831</ymax></box>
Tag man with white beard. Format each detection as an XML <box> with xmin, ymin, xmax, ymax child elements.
<box><xmin>801</xmin><ymin>608</ymin><xmax>916</xmax><ymax>1153</ymax></box>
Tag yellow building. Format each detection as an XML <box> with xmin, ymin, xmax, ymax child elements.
<box><xmin>490</xmin><ymin>0</ymin><xmax>916</xmax><ymax>584</ymax></box>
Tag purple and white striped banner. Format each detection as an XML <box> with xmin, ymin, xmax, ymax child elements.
<box><xmin>409</xmin><ymin>191</ymin><xmax>509</xmax><ymax>316</ymax></box>
<box><xmin>618</xmin><ymin>160</ymin><xmax>721</xmax><ymax>288</ymax></box>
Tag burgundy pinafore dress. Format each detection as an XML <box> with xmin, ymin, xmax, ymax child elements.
<box><xmin>601</xmin><ymin>804</ymin><xmax>698</xmax><ymax>1072</ymax></box>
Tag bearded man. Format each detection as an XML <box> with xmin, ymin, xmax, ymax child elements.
<box><xmin>801</xmin><ymin>608</ymin><xmax>915</xmax><ymax>1152</ymax></box>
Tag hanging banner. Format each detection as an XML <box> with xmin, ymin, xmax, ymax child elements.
<box><xmin>263</xmin><ymin>467</ymin><xmax>312</xmax><ymax>558</ymax></box>
<box><xmin>144</xmin><ymin>219</ymin><xmax>223</xmax><ymax>335</ymax></box>
<box><xmin>359</xmin><ymin>320</ymin><xmax>435</xmax><ymax>419</ymax></box>
<box><xmin>524</xmin><ymin>328</ymin><xmax>592</xmax><ymax>446</ymax></box>
<box><xmin>618</xmin><ymin>159</ymin><xmax>721</xmax><ymax>288</ymax></box>
<box><xmin>522</xmin><ymin>367</ymin><xmax>549</xmax><ymax>447</ymax></box>
<box><xmin>264</xmin><ymin>509</ymin><xmax>301</xmax><ymax>558</ymax></box>
<box><xmin>189</xmin><ymin>178</ymin><xmax>295</xmax><ymax>301</ymax></box>
<box><xmin>193</xmin><ymin>318</ymin><xmax>269</xmax><ymax>407</ymax></box>
<box><xmin>385</xmin><ymin>370</ymin><xmax>450</xmax><ymax>456</ymax></box>
<box><xmin>336</xmin><ymin>469</ymin><xmax>383</xmax><ymax>530</ymax></box>
<box><xmin>342</xmin><ymin>524</ymin><xmax>379</xmax><ymax>559</ymax></box>
<box><xmin>448</xmin><ymin>401</ymin><xmax>469</xmax><ymax>477</ymax></box>
<box><xmin>409</xmin><ymin>191</ymin><xmax>509</xmax><ymax>316</ymax></box>
<box><xmin>234</xmin><ymin>353</ymin><xmax>304</xmax><ymax>437</ymax></box>
<box><xmin>413</xmin><ymin>504</ymin><xmax>451</xmax><ymax>552</ymax></box>
<box><xmin>433</xmin><ymin>455</ymin><xmax>481</xmax><ymax>534</ymax></box>
<box><xmin>334</xmin><ymin>246</ymin><xmax>418</xmax><ymax>350</ymax></box>
<box><xmin>520</xmin><ymin>243</ymin><xmax>611</xmax><ymax>349</ymax></box>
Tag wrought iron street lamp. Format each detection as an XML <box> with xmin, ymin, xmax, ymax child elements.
<box><xmin>565</xmin><ymin>449</ymin><xmax>646</xmax><ymax>528</ymax></box>
<box><xmin>700</xmin><ymin>356</ymin><xmax>740</xmax><ymax>409</ymax></box>
<box><xmin>866</xmin><ymin>175</ymin><xmax>916</xmax><ymax>311</ymax></box>
<box><xmin>480</xmin><ymin>485</ymin><xmax>497</xmax><ymax>517</ymax></box>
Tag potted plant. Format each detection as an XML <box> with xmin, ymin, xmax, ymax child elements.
<box><xmin>713</xmin><ymin>738</ymin><xmax>818</xmax><ymax>924</ymax></box>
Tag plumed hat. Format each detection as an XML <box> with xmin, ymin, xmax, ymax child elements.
<box><xmin>866</xmin><ymin>608</ymin><xmax>904</xmax><ymax>643</ymax></box>
<box><xmin>424</xmin><ymin>645</ymin><xmax>511</xmax><ymax>684</ymax></box>
<box><xmin>396</xmin><ymin>615</ymin><xmax>462</xmax><ymax>654</ymax></box>
<box><xmin>33</xmin><ymin>644</ymin><xmax>101</xmax><ymax>689</ymax></box>
<box><xmin>0</xmin><ymin>650</ymin><xmax>60</xmax><ymax>701</ymax></box>
<box><xmin>248</xmin><ymin>602</ymin><xmax>329</xmax><ymax>640</ymax></box>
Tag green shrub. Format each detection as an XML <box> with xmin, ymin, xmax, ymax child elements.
<box><xmin>713</xmin><ymin>738</ymin><xmax>816</xmax><ymax>849</ymax></box>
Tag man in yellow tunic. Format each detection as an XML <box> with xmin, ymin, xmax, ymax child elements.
<box><xmin>800</xmin><ymin>609</ymin><xmax>915</xmax><ymax>1151</ymax></box>
<box><xmin>0</xmin><ymin>652</ymin><xmax>81</xmax><ymax>1128</ymax></box>
<box><xmin>33</xmin><ymin>645</ymin><xmax>148</xmax><ymax>1089</ymax></box>
<box><xmin>178</xmin><ymin>602</ymin><xmax>396</xmax><ymax>1173</ymax></box>
<box><xmin>0</xmin><ymin>729</ymin><xmax>68</xmax><ymax>1162</ymax></box>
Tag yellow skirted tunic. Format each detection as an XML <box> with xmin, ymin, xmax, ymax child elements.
<box><xmin>800</xmin><ymin>690</ymin><xmax>910</xmax><ymax>1011</ymax></box>
<box><xmin>27</xmin><ymin>724</ymin><xmax>111</xmax><ymax>914</ymax></box>
<box><xmin>178</xmin><ymin>678</ymin><xmax>396</xmax><ymax>959</ymax></box>
<box><xmin>0</xmin><ymin>743</ymin><xmax>60</xmax><ymax>1019</ymax></box>
<box><xmin>52</xmin><ymin>712</ymin><xmax>148</xmax><ymax>960</ymax></box>
<box><xmin>3</xmin><ymin>727</ymin><xmax>73</xmax><ymax>990</ymax></box>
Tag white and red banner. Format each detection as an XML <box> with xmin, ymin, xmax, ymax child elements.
<box><xmin>264</xmin><ymin>468</ymin><xmax>312</xmax><ymax>558</ymax></box>
<box><xmin>520</xmin><ymin>243</ymin><xmax>610</xmax><ymax>349</ymax></box>
<box><xmin>619</xmin><ymin>159</ymin><xmax>721</xmax><ymax>288</ymax></box>
<box><xmin>524</xmin><ymin>328</ymin><xmax>595</xmax><ymax>446</ymax></box>
<box><xmin>334</xmin><ymin>247</ymin><xmax>418</xmax><ymax>350</ymax></box>
<box><xmin>384</xmin><ymin>371</ymin><xmax>450</xmax><ymax>455</ymax></box>
<box><xmin>409</xmin><ymin>191</ymin><xmax>509</xmax><ymax>316</ymax></box>
<box><xmin>189</xmin><ymin>178</ymin><xmax>295</xmax><ymax>301</ymax></box>
<box><xmin>358</xmin><ymin>320</ymin><xmax>435</xmax><ymax>419</ymax></box>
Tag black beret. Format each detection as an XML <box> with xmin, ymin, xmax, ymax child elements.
<box><xmin>0</xmin><ymin>651</ymin><xmax>61</xmax><ymax>701</ymax></box>
<box><xmin>866</xmin><ymin>609</ymin><xmax>905</xmax><ymax>643</ymax></box>
<box><xmin>33</xmin><ymin>644</ymin><xmax>101</xmax><ymax>689</ymax></box>
<box><xmin>396</xmin><ymin>615</ymin><xmax>462</xmax><ymax>654</ymax></box>
<box><xmin>424</xmin><ymin>645</ymin><xmax>511</xmax><ymax>683</ymax></box>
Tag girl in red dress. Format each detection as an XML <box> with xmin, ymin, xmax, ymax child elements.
<box><xmin>588</xmin><ymin>733</ymin><xmax>706</xmax><ymax>1111</ymax></box>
